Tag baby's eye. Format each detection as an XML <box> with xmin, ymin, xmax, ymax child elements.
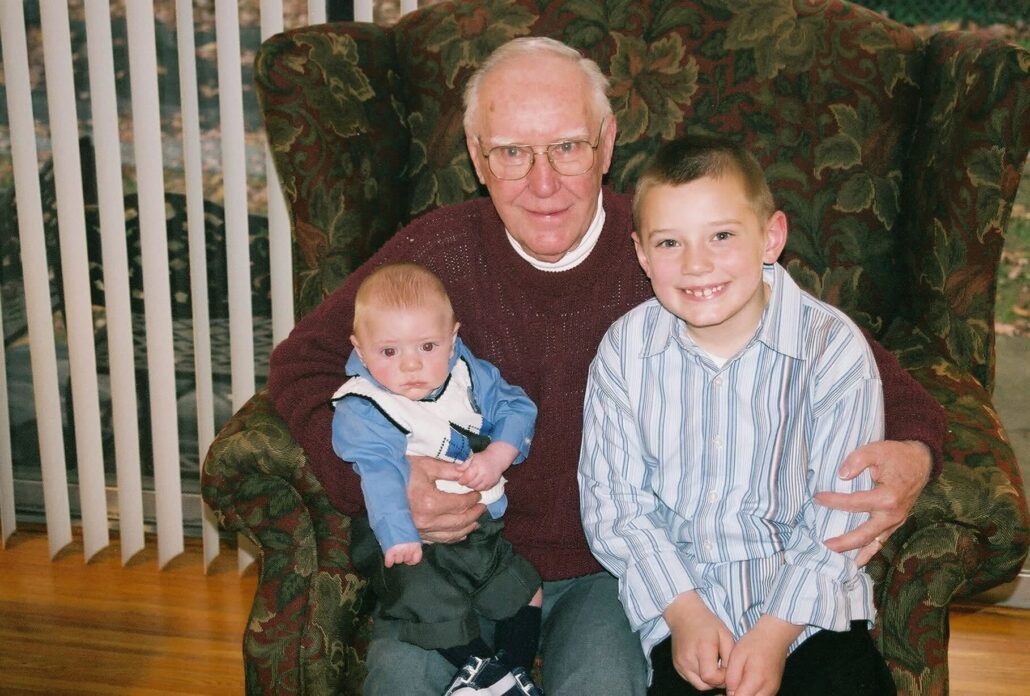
<box><xmin>382</xmin><ymin>347</ymin><xmax>397</xmax><ymax>357</ymax></box>
<box><xmin>420</xmin><ymin>342</ymin><xmax>438</xmax><ymax>352</ymax></box>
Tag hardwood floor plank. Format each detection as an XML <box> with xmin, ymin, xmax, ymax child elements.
<box><xmin>0</xmin><ymin>530</ymin><xmax>255</xmax><ymax>695</ymax></box>
<box><xmin>2</xmin><ymin>529</ymin><xmax>1028</xmax><ymax>694</ymax></box>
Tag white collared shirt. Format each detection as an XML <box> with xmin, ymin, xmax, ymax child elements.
<box><xmin>579</xmin><ymin>263</ymin><xmax>883</xmax><ymax>669</ymax></box>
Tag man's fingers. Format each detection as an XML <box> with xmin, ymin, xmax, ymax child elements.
<box><xmin>419</xmin><ymin>517</ymin><xmax>479</xmax><ymax>544</ymax></box>
<box><xmin>813</xmin><ymin>488</ymin><xmax>881</xmax><ymax>513</ymax></box>
<box><xmin>824</xmin><ymin>517</ymin><xmax>901</xmax><ymax>554</ymax></box>
<box><xmin>410</xmin><ymin>454</ymin><xmax>462</xmax><ymax>481</ymax></box>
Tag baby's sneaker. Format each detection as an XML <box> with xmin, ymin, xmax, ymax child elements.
<box><xmin>503</xmin><ymin>666</ymin><xmax>544</xmax><ymax>696</ymax></box>
<box><xmin>443</xmin><ymin>655</ymin><xmax>516</xmax><ymax>696</ymax></box>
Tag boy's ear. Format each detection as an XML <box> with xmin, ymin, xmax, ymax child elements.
<box><xmin>631</xmin><ymin>231</ymin><xmax>651</xmax><ymax>277</ymax></box>
<box><xmin>349</xmin><ymin>334</ymin><xmax>364</xmax><ymax>362</ymax></box>
<box><xmin>763</xmin><ymin>211</ymin><xmax>788</xmax><ymax>263</ymax></box>
<box><xmin>451</xmin><ymin>322</ymin><xmax>461</xmax><ymax>356</ymax></box>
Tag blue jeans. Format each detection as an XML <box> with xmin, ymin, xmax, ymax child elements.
<box><xmin>363</xmin><ymin>571</ymin><xmax>648</xmax><ymax>695</ymax></box>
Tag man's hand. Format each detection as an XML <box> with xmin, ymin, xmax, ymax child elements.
<box><xmin>408</xmin><ymin>455</ymin><xmax>485</xmax><ymax>543</ymax></box>
<box><xmin>384</xmin><ymin>541</ymin><xmax>423</xmax><ymax>567</ymax></box>
<box><xmin>724</xmin><ymin>615</ymin><xmax>801</xmax><ymax>696</ymax></box>
<box><xmin>815</xmin><ymin>440</ymin><xmax>932</xmax><ymax>565</ymax></box>
<box><xmin>663</xmin><ymin>591</ymin><xmax>735</xmax><ymax>691</ymax></box>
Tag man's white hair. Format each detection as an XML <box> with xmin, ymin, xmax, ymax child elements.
<box><xmin>462</xmin><ymin>36</ymin><xmax>612</xmax><ymax>135</ymax></box>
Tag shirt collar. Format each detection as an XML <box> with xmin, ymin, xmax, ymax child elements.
<box><xmin>753</xmin><ymin>262</ymin><xmax>805</xmax><ymax>360</ymax></box>
<box><xmin>505</xmin><ymin>190</ymin><xmax>606</xmax><ymax>272</ymax></box>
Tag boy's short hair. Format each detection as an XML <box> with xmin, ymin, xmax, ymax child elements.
<box><xmin>632</xmin><ymin>135</ymin><xmax>775</xmax><ymax>232</ymax></box>
<box><xmin>352</xmin><ymin>262</ymin><xmax>455</xmax><ymax>336</ymax></box>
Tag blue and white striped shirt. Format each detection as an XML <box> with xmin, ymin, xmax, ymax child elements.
<box><xmin>578</xmin><ymin>263</ymin><xmax>883</xmax><ymax>666</ymax></box>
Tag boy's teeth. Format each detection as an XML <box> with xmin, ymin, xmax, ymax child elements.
<box><xmin>687</xmin><ymin>284</ymin><xmax>722</xmax><ymax>297</ymax></box>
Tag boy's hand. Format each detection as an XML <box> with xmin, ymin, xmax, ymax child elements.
<box><xmin>723</xmin><ymin>615</ymin><xmax>802</xmax><ymax>696</ymax></box>
<box><xmin>384</xmin><ymin>541</ymin><xmax>423</xmax><ymax>567</ymax></box>
<box><xmin>407</xmin><ymin>455</ymin><xmax>484</xmax><ymax>543</ymax></box>
<box><xmin>663</xmin><ymin>591</ymin><xmax>735</xmax><ymax>690</ymax></box>
<box><xmin>457</xmin><ymin>442</ymin><xmax>518</xmax><ymax>491</ymax></box>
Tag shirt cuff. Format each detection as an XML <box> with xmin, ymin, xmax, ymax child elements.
<box><xmin>370</xmin><ymin>510</ymin><xmax>421</xmax><ymax>552</ymax></box>
<box><xmin>762</xmin><ymin>563</ymin><xmax>875</xmax><ymax>633</ymax></box>
<box><xmin>622</xmin><ymin>550</ymin><xmax>705</xmax><ymax>631</ymax></box>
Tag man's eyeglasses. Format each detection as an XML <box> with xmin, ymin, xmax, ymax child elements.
<box><xmin>478</xmin><ymin>117</ymin><xmax>608</xmax><ymax>181</ymax></box>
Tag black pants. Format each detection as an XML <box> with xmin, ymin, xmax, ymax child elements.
<box><xmin>649</xmin><ymin>621</ymin><xmax>896</xmax><ymax>695</ymax></box>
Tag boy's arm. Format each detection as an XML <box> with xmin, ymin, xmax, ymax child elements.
<box><xmin>463</xmin><ymin>343</ymin><xmax>537</xmax><ymax>463</ymax></box>
<box><xmin>577</xmin><ymin>327</ymin><xmax>704</xmax><ymax>636</ymax></box>
<box><xmin>815</xmin><ymin>329</ymin><xmax>943</xmax><ymax>564</ymax></box>
<box><xmin>817</xmin><ymin>331</ymin><xmax>946</xmax><ymax>563</ymax></box>
<box><xmin>332</xmin><ymin>399</ymin><xmax>420</xmax><ymax>550</ymax></box>
<box><xmin>763</xmin><ymin>338</ymin><xmax>883</xmax><ymax>633</ymax></box>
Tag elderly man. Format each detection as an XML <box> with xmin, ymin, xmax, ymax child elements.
<box><xmin>268</xmin><ymin>37</ymin><xmax>946</xmax><ymax>695</ymax></box>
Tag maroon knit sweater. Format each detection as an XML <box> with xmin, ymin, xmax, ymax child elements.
<box><xmin>268</xmin><ymin>188</ymin><xmax>947</xmax><ymax>581</ymax></box>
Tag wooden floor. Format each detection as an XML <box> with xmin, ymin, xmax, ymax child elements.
<box><xmin>1</xmin><ymin>530</ymin><xmax>1028</xmax><ymax>695</ymax></box>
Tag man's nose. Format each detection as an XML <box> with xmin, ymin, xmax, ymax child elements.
<box><xmin>525</xmin><ymin>150</ymin><xmax>559</xmax><ymax>196</ymax></box>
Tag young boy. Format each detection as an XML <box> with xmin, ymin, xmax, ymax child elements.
<box><xmin>578</xmin><ymin>136</ymin><xmax>896</xmax><ymax>695</ymax></box>
<box><xmin>331</xmin><ymin>262</ymin><xmax>544</xmax><ymax>696</ymax></box>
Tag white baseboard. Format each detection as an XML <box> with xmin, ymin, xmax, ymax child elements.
<box><xmin>970</xmin><ymin>569</ymin><xmax>1030</xmax><ymax>609</ymax></box>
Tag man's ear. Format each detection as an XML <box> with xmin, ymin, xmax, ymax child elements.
<box><xmin>763</xmin><ymin>211</ymin><xmax>788</xmax><ymax>263</ymax></box>
<box><xmin>599</xmin><ymin>114</ymin><xmax>618</xmax><ymax>175</ymax></box>
<box><xmin>466</xmin><ymin>133</ymin><xmax>487</xmax><ymax>185</ymax></box>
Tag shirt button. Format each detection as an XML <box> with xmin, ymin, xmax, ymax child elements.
<box><xmin>703</xmin><ymin>540</ymin><xmax>714</xmax><ymax>552</ymax></box>
<box><xmin>714</xmin><ymin>376</ymin><xmax>723</xmax><ymax>387</ymax></box>
<box><xmin>707</xmin><ymin>491</ymin><xmax>719</xmax><ymax>503</ymax></box>
<box><xmin>713</xmin><ymin>435</ymin><xmax>723</xmax><ymax>448</ymax></box>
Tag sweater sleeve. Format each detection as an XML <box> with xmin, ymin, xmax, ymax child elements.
<box><xmin>862</xmin><ymin>329</ymin><xmax>948</xmax><ymax>480</ymax></box>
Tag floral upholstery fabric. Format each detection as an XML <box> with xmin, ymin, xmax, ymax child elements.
<box><xmin>201</xmin><ymin>1</ymin><xmax>1030</xmax><ymax>694</ymax></box>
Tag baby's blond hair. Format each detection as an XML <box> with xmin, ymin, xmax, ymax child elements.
<box><xmin>352</xmin><ymin>262</ymin><xmax>455</xmax><ymax>338</ymax></box>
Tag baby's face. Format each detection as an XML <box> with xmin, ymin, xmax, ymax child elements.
<box><xmin>352</xmin><ymin>304</ymin><xmax>458</xmax><ymax>401</ymax></box>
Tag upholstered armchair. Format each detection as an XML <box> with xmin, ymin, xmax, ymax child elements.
<box><xmin>201</xmin><ymin>1</ymin><xmax>1030</xmax><ymax>693</ymax></box>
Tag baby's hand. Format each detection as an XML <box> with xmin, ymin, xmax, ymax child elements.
<box><xmin>457</xmin><ymin>442</ymin><xmax>518</xmax><ymax>491</ymax></box>
<box><xmin>384</xmin><ymin>542</ymin><xmax>423</xmax><ymax>567</ymax></box>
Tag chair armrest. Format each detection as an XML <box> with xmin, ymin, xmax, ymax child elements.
<box><xmin>898</xmin><ymin>31</ymin><xmax>1030</xmax><ymax>389</ymax></box>
<box><xmin>255</xmin><ymin>23</ymin><xmax>412</xmax><ymax>317</ymax></box>
<box><xmin>202</xmin><ymin>390</ymin><xmax>372</xmax><ymax>695</ymax></box>
<box><xmin>866</xmin><ymin>324</ymin><xmax>1029</xmax><ymax>692</ymax></box>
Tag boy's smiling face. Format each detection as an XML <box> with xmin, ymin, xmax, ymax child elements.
<box><xmin>633</xmin><ymin>174</ymin><xmax>787</xmax><ymax>357</ymax></box>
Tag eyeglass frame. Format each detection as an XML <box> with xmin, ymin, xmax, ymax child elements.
<box><xmin>475</xmin><ymin>116</ymin><xmax>609</xmax><ymax>181</ymax></box>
